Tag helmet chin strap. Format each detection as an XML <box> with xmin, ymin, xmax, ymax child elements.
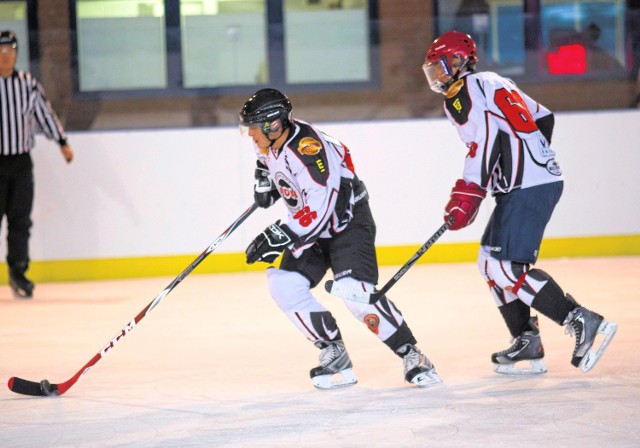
<box><xmin>443</xmin><ymin>57</ymin><xmax>472</xmax><ymax>93</ymax></box>
<box><xmin>264</xmin><ymin>126</ymin><xmax>289</xmax><ymax>150</ymax></box>
<box><xmin>260</xmin><ymin>119</ymin><xmax>289</xmax><ymax>148</ymax></box>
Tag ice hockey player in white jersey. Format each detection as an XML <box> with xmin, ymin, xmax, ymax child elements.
<box><xmin>240</xmin><ymin>88</ymin><xmax>441</xmax><ymax>389</ymax></box>
<box><xmin>422</xmin><ymin>31</ymin><xmax>617</xmax><ymax>374</ymax></box>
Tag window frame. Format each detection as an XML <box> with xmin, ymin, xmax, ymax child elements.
<box><xmin>67</xmin><ymin>0</ymin><xmax>381</xmax><ymax>100</ymax></box>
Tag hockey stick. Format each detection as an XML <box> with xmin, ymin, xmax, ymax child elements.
<box><xmin>7</xmin><ymin>202</ymin><xmax>260</xmax><ymax>397</ymax></box>
<box><xmin>324</xmin><ymin>215</ymin><xmax>454</xmax><ymax>305</ymax></box>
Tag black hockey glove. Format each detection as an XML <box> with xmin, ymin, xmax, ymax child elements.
<box><xmin>254</xmin><ymin>161</ymin><xmax>280</xmax><ymax>208</ymax></box>
<box><xmin>246</xmin><ymin>220</ymin><xmax>295</xmax><ymax>264</ymax></box>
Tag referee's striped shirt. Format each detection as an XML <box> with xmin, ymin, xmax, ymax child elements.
<box><xmin>0</xmin><ymin>70</ymin><xmax>67</xmax><ymax>156</ymax></box>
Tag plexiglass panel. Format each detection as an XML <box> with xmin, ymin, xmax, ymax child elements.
<box><xmin>180</xmin><ymin>0</ymin><xmax>267</xmax><ymax>88</ymax></box>
<box><xmin>76</xmin><ymin>0</ymin><xmax>167</xmax><ymax>91</ymax></box>
<box><xmin>0</xmin><ymin>1</ymin><xmax>29</xmax><ymax>71</ymax></box>
<box><xmin>284</xmin><ymin>0</ymin><xmax>370</xmax><ymax>84</ymax></box>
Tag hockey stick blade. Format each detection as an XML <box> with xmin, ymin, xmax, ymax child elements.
<box><xmin>7</xmin><ymin>202</ymin><xmax>259</xmax><ymax>397</ymax></box>
<box><xmin>325</xmin><ymin>216</ymin><xmax>454</xmax><ymax>304</ymax></box>
<box><xmin>8</xmin><ymin>378</ymin><xmax>58</xmax><ymax>397</ymax></box>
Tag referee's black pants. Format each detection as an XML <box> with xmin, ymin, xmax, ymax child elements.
<box><xmin>0</xmin><ymin>153</ymin><xmax>34</xmax><ymax>273</ymax></box>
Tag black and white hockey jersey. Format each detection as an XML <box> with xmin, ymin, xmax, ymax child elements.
<box><xmin>254</xmin><ymin>119</ymin><xmax>363</xmax><ymax>257</ymax></box>
<box><xmin>443</xmin><ymin>71</ymin><xmax>564</xmax><ymax>195</ymax></box>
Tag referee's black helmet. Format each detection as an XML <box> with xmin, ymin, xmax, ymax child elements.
<box><xmin>0</xmin><ymin>31</ymin><xmax>17</xmax><ymax>49</ymax></box>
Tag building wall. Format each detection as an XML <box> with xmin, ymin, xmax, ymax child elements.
<box><xmin>33</xmin><ymin>1</ymin><xmax>638</xmax><ymax>133</ymax></box>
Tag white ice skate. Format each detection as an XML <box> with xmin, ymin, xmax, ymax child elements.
<box><xmin>492</xmin><ymin>316</ymin><xmax>547</xmax><ymax>375</ymax></box>
<box><xmin>565</xmin><ymin>306</ymin><xmax>618</xmax><ymax>373</ymax></box>
<box><xmin>310</xmin><ymin>340</ymin><xmax>358</xmax><ymax>390</ymax></box>
<box><xmin>398</xmin><ymin>344</ymin><xmax>442</xmax><ymax>387</ymax></box>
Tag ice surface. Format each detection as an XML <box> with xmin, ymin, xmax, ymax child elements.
<box><xmin>1</xmin><ymin>257</ymin><xmax>638</xmax><ymax>447</ymax></box>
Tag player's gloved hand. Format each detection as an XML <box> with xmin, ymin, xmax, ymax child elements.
<box><xmin>254</xmin><ymin>161</ymin><xmax>280</xmax><ymax>208</ymax></box>
<box><xmin>246</xmin><ymin>220</ymin><xmax>295</xmax><ymax>264</ymax></box>
<box><xmin>444</xmin><ymin>179</ymin><xmax>486</xmax><ymax>230</ymax></box>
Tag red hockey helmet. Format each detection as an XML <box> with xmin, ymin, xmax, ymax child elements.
<box><xmin>423</xmin><ymin>31</ymin><xmax>478</xmax><ymax>94</ymax></box>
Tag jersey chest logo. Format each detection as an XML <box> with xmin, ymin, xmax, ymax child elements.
<box><xmin>275</xmin><ymin>172</ymin><xmax>302</xmax><ymax>210</ymax></box>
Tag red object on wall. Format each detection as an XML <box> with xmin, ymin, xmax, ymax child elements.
<box><xmin>547</xmin><ymin>44</ymin><xmax>587</xmax><ymax>74</ymax></box>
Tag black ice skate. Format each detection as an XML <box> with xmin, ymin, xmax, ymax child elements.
<box><xmin>492</xmin><ymin>316</ymin><xmax>547</xmax><ymax>375</ymax></box>
<box><xmin>397</xmin><ymin>344</ymin><xmax>442</xmax><ymax>387</ymax></box>
<box><xmin>564</xmin><ymin>300</ymin><xmax>617</xmax><ymax>373</ymax></box>
<box><xmin>9</xmin><ymin>268</ymin><xmax>34</xmax><ymax>299</ymax></box>
<box><xmin>310</xmin><ymin>340</ymin><xmax>357</xmax><ymax>390</ymax></box>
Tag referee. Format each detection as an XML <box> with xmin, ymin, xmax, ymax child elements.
<box><xmin>0</xmin><ymin>30</ymin><xmax>73</xmax><ymax>299</ymax></box>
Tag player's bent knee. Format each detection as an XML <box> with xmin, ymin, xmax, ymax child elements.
<box><xmin>484</xmin><ymin>257</ymin><xmax>531</xmax><ymax>291</ymax></box>
<box><xmin>333</xmin><ymin>277</ymin><xmax>376</xmax><ymax>313</ymax></box>
<box><xmin>334</xmin><ymin>276</ymin><xmax>375</xmax><ymax>293</ymax></box>
<box><xmin>267</xmin><ymin>268</ymin><xmax>312</xmax><ymax>312</ymax></box>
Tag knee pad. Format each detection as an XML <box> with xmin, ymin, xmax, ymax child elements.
<box><xmin>482</xmin><ymin>252</ymin><xmax>530</xmax><ymax>305</ymax></box>
<box><xmin>332</xmin><ymin>276</ymin><xmax>375</xmax><ymax>314</ymax></box>
<box><xmin>267</xmin><ymin>268</ymin><xmax>324</xmax><ymax>313</ymax></box>
<box><xmin>484</xmin><ymin>257</ymin><xmax>528</xmax><ymax>291</ymax></box>
<box><xmin>334</xmin><ymin>277</ymin><xmax>408</xmax><ymax>341</ymax></box>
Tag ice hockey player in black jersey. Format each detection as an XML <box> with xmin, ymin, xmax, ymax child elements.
<box><xmin>240</xmin><ymin>88</ymin><xmax>441</xmax><ymax>389</ymax></box>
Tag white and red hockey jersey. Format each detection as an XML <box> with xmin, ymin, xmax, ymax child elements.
<box><xmin>443</xmin><ymin>71</ymin><xmax>564</xmax><ymax>194</ymax></box>
<box><xmin>254</xmin><ymin>119</ymin><xmax>360</xmax><ymax>257</ymax></box>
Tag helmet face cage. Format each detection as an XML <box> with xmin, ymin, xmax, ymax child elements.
<box><xmin>239</xmin><ymin>88</ymin><xmax>292</xmax><ymax>136</ymax></box>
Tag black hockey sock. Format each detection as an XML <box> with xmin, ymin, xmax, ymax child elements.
<box><xmin>383</xmin><ymin>321</ymin><xmax>417</xmax><ymax>357</ymax></box>
<box><xmin>309</xmin><ymin>311</ymin><xmax>343</xmax><ymax>343</ymax></box>
<box><xmin>498</xmin><ymin>300</ymin><xmax>531</xmax><ymax>337</ymax></box>
<box><xmin>531</xmin><ymin>277</ymin><xmax>578</xmax><ymax>325</ymax></box>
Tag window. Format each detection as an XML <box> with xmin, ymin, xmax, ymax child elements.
<box><xmin>180</xmin><ymin>0</ymin><xmax>267</xmax><ymax>88</ymax></box>
<box><xmin>434</xmin><ymin>0</ymin><xmax>630</xmax><ymax>80</ymax></box>
<box><xmin>74</xmin><ymin>0</ymin><xmax>167</xmax><ymax>92</ymax></box>
<box><xmin>284</xmin><ymin>0</ymin><xmax>370</xmax><ymax>84</ymax></box>
<box><xmin>71</xmin><ymin>0</ymin><xmax>378</xmax><ymax>96</ymax></box>
<box><xmin>541</xmin><ymin>0</ymin><xmax>627</xmax><ymax>77</ymax></box>
<box><xmin>0</xmin><ymin>1</ymin><xmax>29</xmax><ymax>71</ymax></box>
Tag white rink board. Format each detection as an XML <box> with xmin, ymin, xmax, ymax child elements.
<box><xmin>1</xmin><ymin>109</ymin><xmax>639</xmax><ymax>261</ymax></box>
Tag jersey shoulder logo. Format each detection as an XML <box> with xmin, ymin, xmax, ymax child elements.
<box><xmin>445</xmin><ymin>80</ymin><xmax>471</xmax><ymax>125</ymax></box>
<box><xmin>298</xmin><ymin>137</ymin><xmax>322</xmax><ymax>156</ymax></box>
<box><xmin>288</xmin><ymin>125</ymin><xmax>329</xmax><ymax>186</ymax></box>
<box><xmin>446</xmin><ymin>79</ymin><xmax>464</xmax><ymax>98</ymax></box>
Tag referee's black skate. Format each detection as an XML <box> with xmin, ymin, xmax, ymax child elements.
<box><xmin>492</xmin><ymin>316</ymin><xmax>547</xmax><ymax>375</ymax></box>
<box><xmin>396</xmin><ymin>344</ymin><xmax>442</xmax><ymax>387</ymax></box>
<box><xmin>9</xmin><ymin>267</ymin><xmax>34</xmax><ymax>299</ymax></box>
<box><xmin>564</xmin><ymin>299</ymin><xmax>617</xmax><ymax>373</ymax></box>
<box><xmin>310</xmin><ymin>340</ymin><xmax>357</xmax><ymax>390</ymax></box>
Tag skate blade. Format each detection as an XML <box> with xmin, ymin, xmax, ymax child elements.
<box><xmin>10</xmin><ymin>283</ymin><xmax>33</xmax><ymax>299</ymax></box>
<box><xmin>312</xmin><ymin>368</ymin><xmax>358</xmax><ymax>390</ymax></box>
<box><xmin>579</xmin><ymin>320</ymin><xmax>618</xmax><ymax>373</ymax></box>
<box><xmin>493</xmin><ymin>359</ymin><xmax>547</xmax><ymax>375</ymax></box>
<box><xmin>410</xmin><ymin>369</ymin><xmax>443</xmax><ymax>388</ymax></box>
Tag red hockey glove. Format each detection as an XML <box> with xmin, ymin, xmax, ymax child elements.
<box><xmin>444</xmin><ymin>179</ymin><xmax>486</xmax><ymax>230</ymax></box>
